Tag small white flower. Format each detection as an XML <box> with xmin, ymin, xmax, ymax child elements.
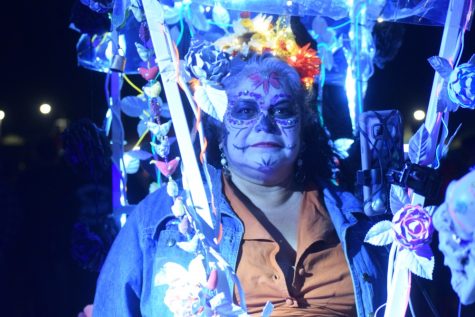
<box><xmin>172</xmin><ymin>197</ymin><xmax>187</xmax><ymax>218</ymax></box>
<box><xmin>167</xmin><ymin>178</ymin><xmax>179</xmax><ymax>197</ymax></box>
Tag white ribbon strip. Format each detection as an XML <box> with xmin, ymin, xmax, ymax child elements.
<box><xmin>384</xmin><ymin>243</ymin><xmax>411</xmax><ymax>317</ymax></box>
<box><xmin>142</xmin><ymin>0</ymin><xmax>214</xmax><ymax>229</ymax></box>
<box><xmin>412</xmin><ymin>0</ymin><xmax>470</xmax><ymax>206</ymax></box>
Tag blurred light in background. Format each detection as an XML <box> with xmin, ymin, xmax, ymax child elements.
<box><xmin>55</xmin><ymin>118</ymin><xmax>69</xmax><ymax>132</ymax></box>
<box><xmin>39</xmin><ymin>103</ymin><xmax>52</xmax><ymax>115</ymax></box>
<box><xmin>0</xmin><ymin>109</ymin><xmax>4</xmax><ymax>138</ymax></box>
<box><xmin>345</xmin><ymin>66</ymin><xmax>357</xmax><ymax>130</ymax></box>
<box><xmin>120</xmin><ymin>213</ymin><xmax>127</xmax><ymax>228</ymax></box>
<box><xmin>413</xmin><ymin>109</ymin><xmax>425</xmax><ymax>121</ymax></box>
<box><xmin>377</xmin><ymin>17</ymin><xmax>384</xmax><ymax>23</ymax></box>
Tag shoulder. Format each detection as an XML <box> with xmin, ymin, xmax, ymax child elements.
<box><xmin>128</xmin><ymin>165</ymin><xmax>226</xmax><ymax>236</ymax></box>
<box><xmin>314</xmin><ymin>179</ymin><xmax>389</xmax><ymax>236</ymax></box>
<box><xmin>315</xmin><ymin>179</ymin><xmax>363</xmax><ymax>216</ymax></box>
<box><xmin>127</xmin><ymin>183</ymin><xmax>176</xmax><ymax>237</ymax></box>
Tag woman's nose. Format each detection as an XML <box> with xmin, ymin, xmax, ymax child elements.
<box><xmin>254</xmin><ymin>112</ymin><xmax>278</xmax><ymax>133</ymax></box>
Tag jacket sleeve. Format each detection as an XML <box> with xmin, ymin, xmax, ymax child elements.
<box><xmin>93</xmin><ymin>211</ymin><xmax>143</xmax><ymax>316</ymax></box>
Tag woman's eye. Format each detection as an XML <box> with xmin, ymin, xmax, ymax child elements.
<box><xmin>239</xmin><ymin>108</ymin><xmax>254</xmax><ymax>114</ymax></box>
<box><xmin>271</xmin><ymin>105</ymin><xmax>295</xmax><ymax>118</ymax></box>
<box><xmin>231</xmin><ymin>101</ymin><xmax>258</xmax><ymax>119</ymax></box>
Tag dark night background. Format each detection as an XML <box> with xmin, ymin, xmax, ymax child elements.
<box><xmin>1</xmin><ymin>1</ymin><xmax>475</xmax><ymax>316</ymax></box>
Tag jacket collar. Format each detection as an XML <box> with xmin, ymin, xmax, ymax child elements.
<box><xmin>149</xmin><ymin>165</ymin><xmax>239</xmax><ymax>239</ymax></box>
<box><xmin>147</xmin><ymin>166</ymin><xmax>363</xmax><ymax>240</ymax></box>
<box><xmin>316</xmin><ymin>178</ymin><xmax>365</xmax><ymax>242</ymax></box>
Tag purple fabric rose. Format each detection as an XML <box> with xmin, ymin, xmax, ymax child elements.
<box><xmin>448</xmin><ymin>56</ymin><xmax>475</xmax><ymax>110</ymax></box>
<box><xmin>185</xmin><ymin>40</ymin><xmax>230</xmax><ymax>83</ymax></box>
<box><xmin>393</xmin><ymin>205</ymin><xmax>434</xmax><ymax>250</ymax></box>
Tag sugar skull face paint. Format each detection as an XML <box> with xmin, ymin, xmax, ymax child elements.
<box><xmin>226</xmin><ymin>91</ymin><xmax>299</xmax><ymax>131</ymax></box>
<box><xmin>248</xmin><ymin>71</ymin><xmax>281</xmax><ymax>94</ymax></box>
<box><xmin>223</xmin><ymin>74</ymin><xmax>301</xmax><ymax>185</ymax></box>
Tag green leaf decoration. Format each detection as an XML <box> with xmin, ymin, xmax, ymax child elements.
<box><xmin>188</xmin><ymin>3</ymin><xmax>211</xmax><ymax>32</ymax></box>
<box><xmin>389</xmin><ymin>185</ymin><xmax>410</xmax><ymax>215</ymax></box>
<box><xmin>399</xmin><ymin>247</ymin><xmax>434</xmax><ymax>280</ymax></box>
<box><xmin>120</xmin><ymin>95</ymin><xmax>148</xmax><ymax>117</ymax></box>
<box><xmin>408</xmin><ymin>124</ymin><xmax>432</xmax><ymax>165</ymax></box>
<box><xmin>428</xmin><ymin>56</ymin><xmax>453</xmax><ymax>79</ymax></box>
<box><xmin>364</xmin><ymin>221</ymin><xmax>394</xmax><ymax>246</ymax></box>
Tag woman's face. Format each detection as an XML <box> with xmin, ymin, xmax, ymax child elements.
<box><xmin>222</xmin><ymin>71</ymin><xmax>301</xmax><ymax>185</ymax></box>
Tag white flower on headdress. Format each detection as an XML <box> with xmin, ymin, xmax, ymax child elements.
<box><xmin>250</xmin><ymin>14</ymin><xmax>273</xmax><ymax>33</ymax></box>
<box><xmin>231</xmin><ymin>19</ymin><xmax>247</xmax><ymax>36</ymax></box>
<box><xmin>214</xmin><ymin>14</ymin><xmax>273</xmax><ymax>55</ymax></box>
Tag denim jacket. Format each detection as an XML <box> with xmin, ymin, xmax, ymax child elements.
<box><xmin>94</xmin><ymin>166</ymin><xmax>388</xmax><ymax>317</ymax></box>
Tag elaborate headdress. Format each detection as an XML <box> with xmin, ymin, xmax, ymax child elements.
<box><xmin>185</xmin><ymin>13</ymin><xmax>321</xmax><ymax>121</ymax></box>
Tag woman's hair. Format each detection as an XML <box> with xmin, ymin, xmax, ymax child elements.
<box><xmin>221</xmin><ymin>53</ymin><xmax>306</xmax><ymax>112</ymax></box>
<box><xmin>204</xmin><ymin>52</ymin><xmax>335</xmax><ymax>181</ymax></box>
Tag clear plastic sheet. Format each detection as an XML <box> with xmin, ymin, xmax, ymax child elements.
<box><xmin>381</xmin><ymin>0</ymin><xmax>458</xmax><ymax>27</ymax></box>
<box><xmin>191</xmin><ymin>0</ymin><xmax>473</xmax><ymax>29</ymax></box>
<box><xmin>76</xmin><ymin>14</ymin><xmax>143</xmax><ymax>74</ymax></box>
<box><xmin>74</xmin><ymin>0</ymin><xmax>473</xmax><ymax>74</ymax></box>
<box><xmin>189</xmin><ymin>0</ymin><xmax>355</xmax><ymax>19</ymax></box>
<box><xmin>187</xmin><ymin>0</ymin><xmax>299</xmax><ymax>16</ymax></box>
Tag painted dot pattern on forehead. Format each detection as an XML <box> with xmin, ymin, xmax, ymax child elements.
<box><xmin>228</xmin><ymin>91</ymin><xmax>264</xmax><ymax>107</ymax></box>
<box><xmin>270</xmin><ymin>93</ymin><xmax>292</xmax><ymax>105</ymax></box>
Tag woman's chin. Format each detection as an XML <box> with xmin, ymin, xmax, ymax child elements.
<box><xmin>229</xmin><ymin>164</ymin><xmax>294</xmax><ymax>186</ymax></box>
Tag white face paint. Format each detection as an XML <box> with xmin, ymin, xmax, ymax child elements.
<box><xmin>223</xmin><ymin>74</ymin><xmax>301</xmax><ymax>185</ymax></box>
<box><xmin>433</xmin><ymin>171</ymin><xmax>475</xmax><ymax>305</ymax></box>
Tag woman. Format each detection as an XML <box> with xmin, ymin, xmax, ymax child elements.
<box><xmin>93</xmin><ymin>53</ymin><xmax>388</xmax><ymax>316</ymax></box>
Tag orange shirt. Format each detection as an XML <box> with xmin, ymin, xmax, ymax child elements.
<box><xmin>223</xmin><ymin>177</ymin><xmax>356</xmax><ymax>316</ymax></box>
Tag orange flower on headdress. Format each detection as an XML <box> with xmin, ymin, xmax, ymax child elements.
<box><xmin>287</xmin><ymin>43</ymin><xmax>321</xmax><ymax>89</ymax></box>
<box><xmin>214</xmin><ymin>14</ymin><xmax>321</xmax><ymax>89</ymax></box>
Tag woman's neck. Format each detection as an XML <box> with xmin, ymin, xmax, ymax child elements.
<box><xmin>228</xmin><ymin>170</ymin><xmax>299</xmax><ymax>212</ymax></box>
<box><xmin>228</xmin><ymin>169</ymin><xmax>303</xmax><ymax>250</ymax></box>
